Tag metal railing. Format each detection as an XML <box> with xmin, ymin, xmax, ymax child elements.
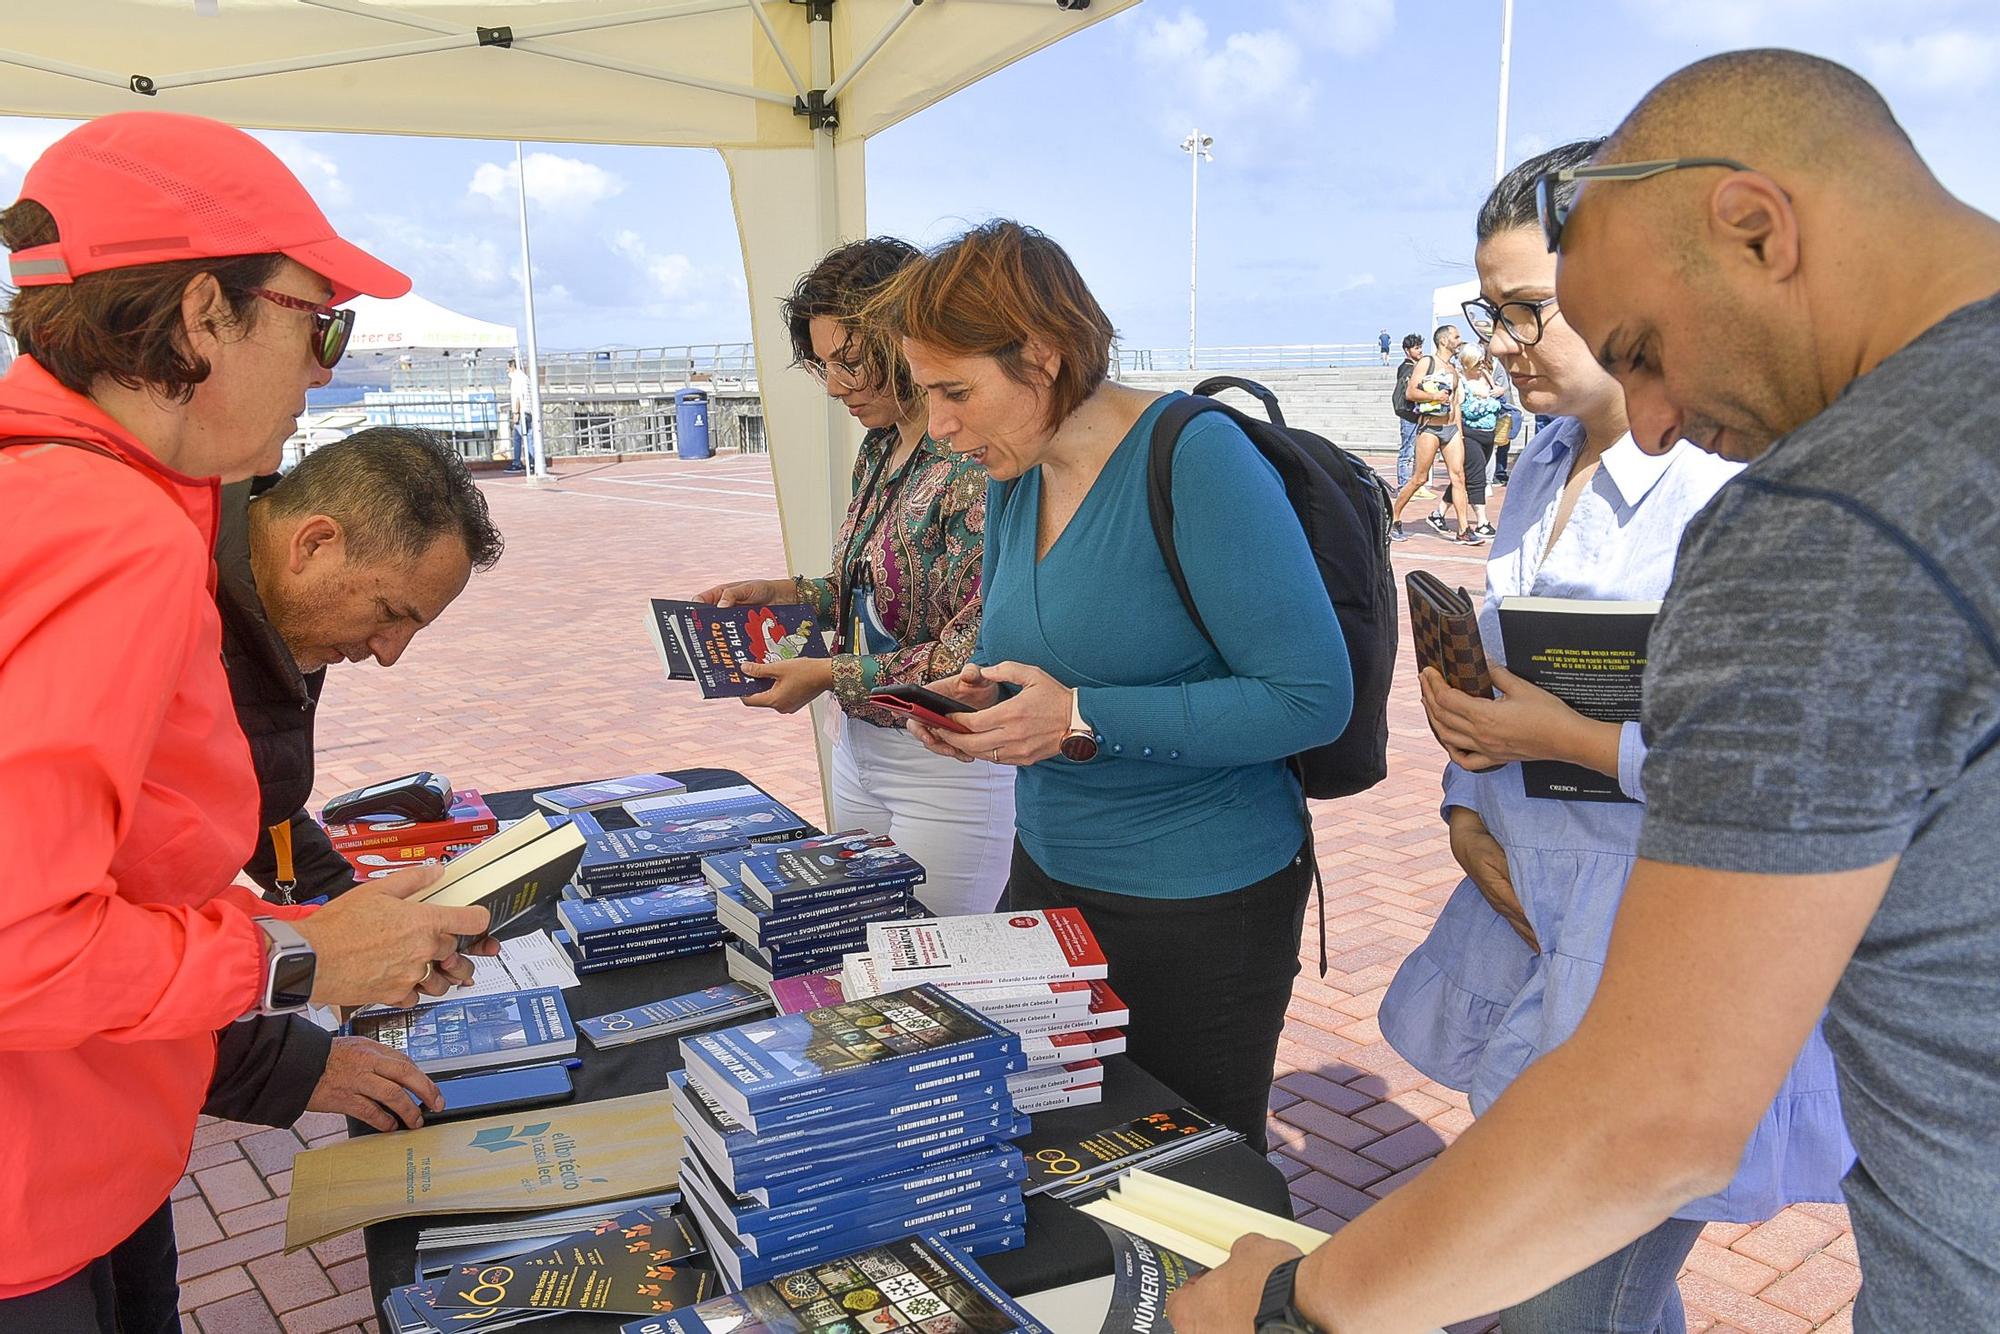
<box><xmin>1113</xmin><ymin>343</ymin><xmax>1383</xmax><ymax>373</ymax></box>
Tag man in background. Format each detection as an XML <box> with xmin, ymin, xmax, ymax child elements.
<box><xmin>506</xmin><ymin>356</ymin><xmax>531</xmax><ymax>472</ymax></box>
<box><xmin>207</xmin><ymin>426</ymin><xmax>506</xmax><ymax>1133</ymax></box>
<box><xmin>1390</xmin><ymin>332</ymin><xmax>1427</xmax><ymax>492</ymax></box>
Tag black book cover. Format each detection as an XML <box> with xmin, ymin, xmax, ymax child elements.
<box><xmin>1496</xmin><ymin>596</ymin><xmax>1659</xmax><ymax>803</ymax></box>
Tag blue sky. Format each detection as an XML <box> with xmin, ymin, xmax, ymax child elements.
<box><xmin>2</xmin><ymin>0</ymin><xmax>1997</xmax><ymax>354</ymax></box>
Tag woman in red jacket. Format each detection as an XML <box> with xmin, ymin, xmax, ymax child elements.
<box><xmin>0</xmin><ymin>113</ymin><xmax>495</xmax><ymax>1332</ymax></box>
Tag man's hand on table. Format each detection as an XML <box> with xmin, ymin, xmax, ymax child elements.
<box><xmin>307</xmin><ymin>1036</ymin><xmax>441</xmax><ymax>1132</ymax></box>
<box><xmin>1166</xmin><ymin>1233</ymin><xmax>1303</xmax><ymax>1333</ymax></box>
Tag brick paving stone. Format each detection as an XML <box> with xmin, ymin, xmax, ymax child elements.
<box><xmin>174</xmin><ymin>1195</ymin><xmax>225</xmax><ymax>1250</ymax></box>
<box><xmin>1702</xmin><ymin>1222</ymin><xmax>1753</xmax><ymax>1246</ymax></box>
<box><xmin>1268</xmin><ymin>1151</ymin><xmax>1312</xmax><ymax>1182</ymax></box>
<box><xmin>1428</xmin><ymin>1105</ymin><xmax>1475</xmax><ymax>1137</ymax></box>
<box><xmin>295</xmin><ymin>1112</ymin><xmax>347</xmax><ymax>1140</ymax></box>
<box><xmin>1276</xmin><ymin>1070</ymin><xmax>1375</xmax><ymax>1115</ymax></box>
<box><xmin>1757</xmin><ymin>1253</ymin><xmax>1861</xmax><ymax>1324</ymax></box>
<box><xmin>187</xmin><ymin>1141</ymin><xmax>247</xmax><ymax>1174</ymax></box>
<box><xmin>308</xmin><ymin>1231</ymin><xmax>368</xmax><ymax>1268</ymax></box>
<box><xmin>278</xmin><ymin>1287</ymin><xmax>378</xmax><ymax>1334</ymax></box>
<box><xmin>1822</xmin><ymin>1230</ymin><xmax>1860</xmax><ymax>1265</ymax></box>
<box><xmin>1277</xmin><ymin>1098</ymin><xmax>1382</xmax><ymax>1151</ymax></box>
<box><xmin>1357</xmin><ymin>1122</ymin><xmax>1445</xmax><ymax>1172</ymax></box>
<box><xmin>196</xmin><ymin>1159</ymin><xmax>273</xmax><ymax>1214</ymax></box>
<box><xmin>327</xmin><ymin>1258</ymin><xmax>371</xmax><ymax>1295</ymax></box>
<box><xmin>1294</xmin><ymin>1207</ymin><xmax>1346</xmax><ymax>1236</ymax></box>
<box><xmin>219</xmin><ymin>1197</ymin><xmax>292</xmax><ymax>1237</ymax></box>
<box><xmin>1300</xmin><ymin>1139</ymin><xmax>1392</xmax><ymax>1189</ymax></box>
<box><xmin>177</xmin><ymin>1266</ymin><xmax>255</xmax><ymax>1313</ymax></box>
<box><xmin>173</xmin><ymin>1176</ymin><xmax>199</xmax><ymax>1201</ymax></box>
<box><xmin>1682</xmin><ymin>1239</ymin><xmax>1780</xmax><ymax>1295</ymax></box>
<box><xmin>1353</xmin><ymin>1099</ymin><xmax>1416</xmax><ymax>1134</ymax></box>
<box><xmin>1731</xmin><ymin>1209</ymin><xmax>1843</xmax><ymax>1271</ymax></box>
<box><xmin>177</xmin><ymin>1222</ymin><xmax>289</xmax><ymax>1282</ymax></box>
<box><xmin>1288</xmin><ymin>1170</ymin><xmax>1384</xmax><ymax>1221</ymax></box>
<box><xmin>250</xmin><ymin>1248</ymin><xmax>339</xmax><ymax>1314</ymax></box>
<box><xmin>1363</xmin><ymin>1160</ymin><xmax>1430</xmax><ymax>1199</ymax></box>
<box><xmin>1678</xmin><ymin>1273</ymin><xmax>1814</xmax><ymax>1334</ymax></box>
<box><xmin>192</xmin><ymin>1289</ymin><xmax>284</xmax><ymax>1334</ymax></box>
<box><xmin>241</xmin><ymin>1128</ymin><xmax>307</xmax><ymax>1178</ymax></box>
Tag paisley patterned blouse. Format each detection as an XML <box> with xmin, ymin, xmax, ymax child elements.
<box><xmin>795</xmin><ymin>427</ymin><xmax>988</xmax><ymax>727</ymax></box>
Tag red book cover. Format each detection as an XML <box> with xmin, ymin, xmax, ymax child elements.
<box><xmin>1043</xmin><ymin>906</ymin><xmax>1109</xmax><ymax>972</ymax></box>
<box><xmin>339</xmin><ymin>837</ymin><xmax>490</xmax><ymax>869</ymax></box>
<box><xmin>323</xmin><ymin>790</ymin><xmax>497</xmax><ymax>852</ymax></box>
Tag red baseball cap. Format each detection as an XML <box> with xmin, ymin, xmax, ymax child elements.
<box><xmin>6</xmin><ymin>111</ymin><xmax>409</xmax><ymax>304</ymax></box>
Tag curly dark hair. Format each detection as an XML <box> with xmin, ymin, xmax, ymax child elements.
<box><xmin>781</xmin><ymin>237</ymin><xmax>922</xmax><ymax>414</ymax></box>
<box><xmin>0</xmin><ymin>199</ymin><xmax>282</xmax><ymax>401</ymax></box>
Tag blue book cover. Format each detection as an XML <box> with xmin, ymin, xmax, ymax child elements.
<box><xmin>680</xmin><ymin>1148</ymin><xmax>1023</xmax><ymax>1257</ymax></box>
<box><xmin>560</xmin><ymin>881</ymin><xmax>718</xmax><ymax>945</ymax></box>
<box><xmin>349</xmin><ymin>987</ymin><xmax>575</xmax><ymax>1074</ymax></box>
<box><xmin>646</xmin><ymin>598</ymin><xmax>830</xmax><ymax>700</ymax></box>
<box><xmin>680</xmin><ymin>986</ymin><xmax>1020</xmax><ymax>1126</ymax></box>
<box><xmin>668</xmin><ymin>1069</ymin><xmax>1012</xmax><ymax>1174</ymax></box>
<box><xmin>533</xmin><ymin>772</ymin><xmax>687</xmax><ymax>815</ymax></box>
<box><xmin>703</xmin><ymin>1146</ymin><xmax>1026</xmax><ymax>1240</ymax></box>
<box><xmin>734</xmin><ymin>831</ymin><xmax>927</xmax><ymax>906</ymax></box>
<box><xmin>575</xmin><ymin>785</ymin><xmax>813</xmax><ymax>889</ymax></box>
<box><xmin>619</xmin><ymin>1231</ymin><xmax>1046</xmax><ymax>1334</ymax></box>
<box><xmin>714</xmin><ymin>880</ymin><xmax>916</xmax><ymax>947</ymax></box>
<box><xmin>555</xmin><ymin>929</ymin><xmax>725</xmax><ymax>975</ymax></box>
<box><xmin>579</xmin><ymin>983</ymin><xmax>769</xmax><ymax>1048</ymax></box>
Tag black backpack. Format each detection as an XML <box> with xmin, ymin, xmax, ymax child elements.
<box><xmin>1391</xmin><ymin>358</ymin><xmax>1421</xmax><ymax>424</ymax></box>
<box><xmin>1145</xmin><ymin>377</ymin><xmax>1396</xmax><ymax>800</ymax></box>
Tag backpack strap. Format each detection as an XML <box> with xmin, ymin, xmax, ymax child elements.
<box><xmin>1144</xmin><ymin>394</ymin><xmax>1226</xmax><ymax>649</ymax></box>
<box><xmin>1187</xmin><ymin>375</ymin><xmax>1288</xmax><ymax>428</ymax></box>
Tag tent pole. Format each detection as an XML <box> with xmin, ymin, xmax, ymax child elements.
<box><xmin>739</xmin><ymin>0</ymin><xmax>808</xmax><ymax>98</ymax></box>
<box><xmin>824</xmin><ymin>1</ymin><xmax>923</xmax><ymax>103</ymax></box>
<box><xmin>515</xmin><ymin>141</ymin><xmax>548</xmax><ymax>486</ymax></box>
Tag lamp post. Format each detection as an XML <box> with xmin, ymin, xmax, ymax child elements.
<box><xmin>1494</xmin><ymin>0</ymin><xmax>1515</xmax><ymax>182</ymax></box>
<box><xmin>1180</xmin><ymin>128</ymin><xmax>1213</xmax><ymax>372</ymax></box>
<box><xmin>514</xmin><ymin>140</ymin><xmax>547</xmax><ymax>483</ymax></box>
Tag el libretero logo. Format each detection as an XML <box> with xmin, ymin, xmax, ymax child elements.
<box><xmin>466</xmin><ymin>1122</ymin><xmax>609</xmax><ymax>1189</ymax></box>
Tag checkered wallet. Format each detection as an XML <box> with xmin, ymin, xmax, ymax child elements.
<box><xmin>1406</xmin><ymin>569</ymin><xmax>1494</xmax><ymax>699</ymax></box>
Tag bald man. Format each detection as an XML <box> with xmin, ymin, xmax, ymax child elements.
<box><xmin>1168</xmin><ymin>50</ymin><xmax>2000</xmax><ymax>1334</ymax></box>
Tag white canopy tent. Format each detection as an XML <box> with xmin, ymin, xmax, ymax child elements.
<box><xmin>345</xmin><ymin>291</ymin><xmax>518</xmax><ymax>351</ymax></box>
<box><xmin>0</xmin><ymin>0</ymin><xmax>1139</xmax><ymax>574</ymax></box>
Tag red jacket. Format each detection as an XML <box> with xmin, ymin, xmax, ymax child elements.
<box><xmin>0</xmin><ymin>357</ymin><xmax>311</xmax><ymax>1296</ymax></box>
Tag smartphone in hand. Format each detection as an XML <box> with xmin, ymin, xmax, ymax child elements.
<box><xmin>868</xmin><ymin>683</ymin><xmax>976</xmax><ymax>734</ymax></box>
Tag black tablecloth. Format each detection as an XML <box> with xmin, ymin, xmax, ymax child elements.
<box><xmin>360</xmin><ymin>769</ymin><xmax>1291</xmax><ymax>1327</ymax></box>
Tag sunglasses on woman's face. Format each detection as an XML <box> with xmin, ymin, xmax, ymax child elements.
<box><xmin>1535</xmin><ymin>157</ymin><xmax>1756</xmax><ymax>252</ymax></box>
<box><xmin>249</xmin><ymin>287</ymin><xmax>355</xmax><ymax>368</ymax></box>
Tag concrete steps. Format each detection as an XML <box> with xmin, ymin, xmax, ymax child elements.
<box><xmin>1116</xmin><ymin>367</ymin><xmax>1403</xmax><ymax>454</ymax></box>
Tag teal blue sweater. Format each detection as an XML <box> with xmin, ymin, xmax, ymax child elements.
<box><xmin>976</xmin><ymin>394</ymin><xmax>1354</xmax><ymax>897</ymax></box>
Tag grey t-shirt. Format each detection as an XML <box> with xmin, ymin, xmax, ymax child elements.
<box><xmin>1639</xmin><ymin>290</ymin><xmax>2000</xmax><ymax>1330</ymax></box>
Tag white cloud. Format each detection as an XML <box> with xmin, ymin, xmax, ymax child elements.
<box><xmin>469</xmin><ymin>153</ymin><xmax>627</xmax><ymax>212</ymax></box>
<box><xmin>612</xmin><ymin>229</ymin><xmax>696</xmax><ymax>299</ymax></box>
<box><xmin>255</xmin><ymin>132</ymin><xmax>350</xmax><ymax>207</ymax></box>
<box><xmin>1284</xmin><ymin>0</ymin><xmax>1395</xmax><ymax>59</ymax></box>
<box><xmin>356</xmin><ymin>213</ymin><xmax>507</xmax><ymax>292</ymax></box>
<box><xmin>1133</xmin><ymin>9</ymin><xmax>1314</xmax><ymax>146</ymax></box>
<box><xmin>1860</xmin><ymin>30</ymin><xmax>2000</xmax><ymax>95</ymax></box>
<box><xmin>1618</xmin><ymin>0</ymin><xmax>1861</xmax><ymax>44</ymax></box>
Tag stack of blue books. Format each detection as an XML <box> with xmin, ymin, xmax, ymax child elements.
<box><xmin>555</xmin><ymin>878</ymin><xmax>724</xmax><ymax>974</ymax></box>
<box><xmin>702</xmin><ymin>831</ymin><xmax>928</xmax><ymax>989</ymax></box>
<box><xmin>570</xmin><ymin>784</ymin><xmax>813</xmax><ymax>899</ymax></box>
<box><xmin>672</xmin><ymin>985</ymin><xmax>1031</xmax><ymax>1287</ymax></box>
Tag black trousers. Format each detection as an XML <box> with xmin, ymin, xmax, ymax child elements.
<box><xmin>1002</xmin><ymin>837</ymin><xmax>1312</xmax><ymax>1153</ymax></box>
<box><xmin>1441</xmin><ymin>425</ymin><xmax>1494</xmax><ymax>508</ymax></box>
<box><xmin>0</xmin><ymin>1200</ymin><xmax>181</xmax><ymax>1333</ymax></box>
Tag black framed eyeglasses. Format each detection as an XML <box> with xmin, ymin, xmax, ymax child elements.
<box><xmin>1462</xmin><ymin>295</ymin><xmax>1559</xmax><ymax>349</ymax></box>
<box><xmin>249</xmin><ymin>287</ymin><xmax>354</xmax><ymax>368</ymax></box>
<box><xmin>1536</xmin><ymin>156</ymin><xmax>1756</xmax><ymax>253</ymax></box>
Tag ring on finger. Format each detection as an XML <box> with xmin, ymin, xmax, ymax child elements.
<box><xmin>419</xmin><ymin>962</ymin><xmax>435</xmax><ymax>986</ymax></box>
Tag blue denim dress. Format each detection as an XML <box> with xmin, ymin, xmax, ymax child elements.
<box><xmin>1380</xmin><ymin>419</ymin><xmax>1856</xmax><ymax>1222</ymax></box>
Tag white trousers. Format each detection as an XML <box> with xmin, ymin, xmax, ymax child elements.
<box><xmin>829</xmin><ymin>711</ymin><xmax>1016</xmax><ymax>917</ymax></box>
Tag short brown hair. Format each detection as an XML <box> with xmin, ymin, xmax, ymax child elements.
<box><xmin>0</xmin><ymin>199</ymin><xmax>280</xmax><ymax>401</ymax></box>
<box><xmin>781</xmin><ymin>237</ymin><xmax>922</xmax><ymax>415</ymax></box>
<box><xmin>867</xmin><ymin>220</ymin><xmax>1114</xmax><ymax>431</ymax></box>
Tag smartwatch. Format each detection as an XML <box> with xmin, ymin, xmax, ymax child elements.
<box><xmin>1254</xmin><ymin>1256</ymin><xmax>1321</xmax><ymax>1334</ymax></box>
<box><xmin>252</xmin><ymin>917</ymin><xmax>318</xmax><ymax>1016</ymax></box>
<box><xmin>1059</xmin><ymin>688</ymin><xmax>1099</xmax><ymax>762</ymax></box>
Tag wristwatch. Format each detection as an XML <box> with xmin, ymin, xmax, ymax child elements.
<box><xmin>252</xmin><ymin>917</ymin><xmax>317</xmax><ymax>1016</ymax></box>
<box><xmin>1059</xmin><ymin>688</ymin><xmax>1099</xmax><ymax>762</ymax></box>
<box><xmin>1254</xmin><ymin>1257</ymin><xmax>1321</xmax><ymax>1333</ymax></box>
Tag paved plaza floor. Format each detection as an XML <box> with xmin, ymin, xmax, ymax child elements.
<box><xmin>169</xmin><ymin>454</ymin><xmax>1858</xmax><ymax>1334</ymax></box>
